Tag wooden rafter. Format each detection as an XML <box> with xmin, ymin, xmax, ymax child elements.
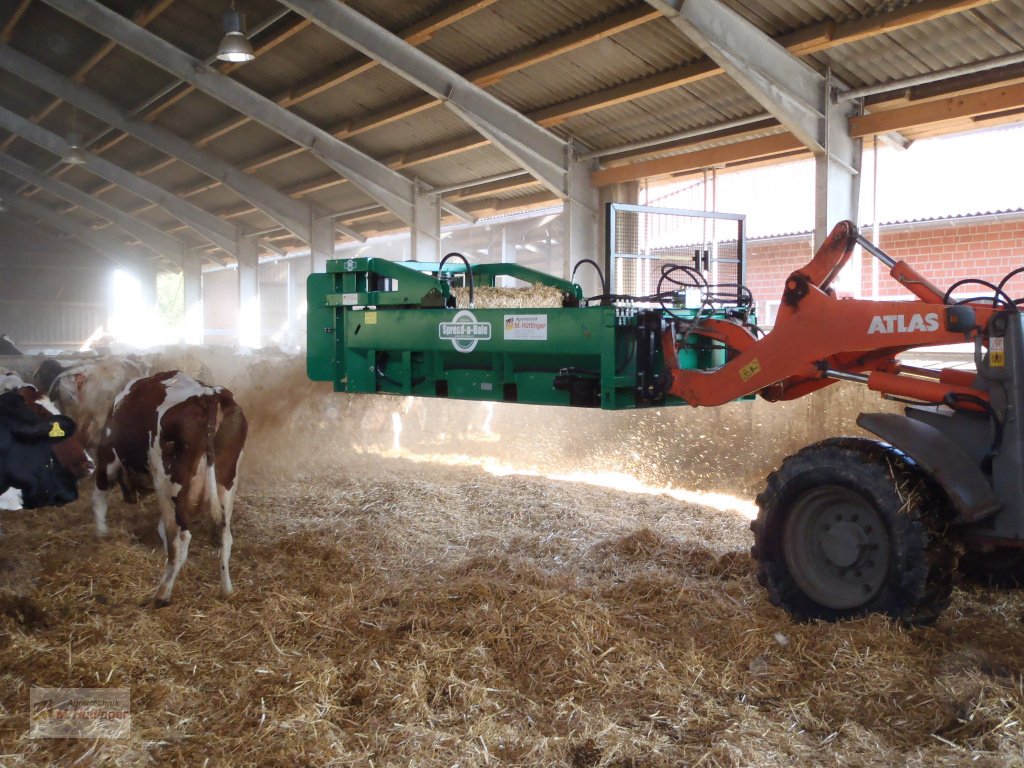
<box><xmin>0</xmin><ymin>0</ymin><xmax>33</xmax><ymax>45</ymax></box>
<box><xmin>851</xmin><ymin>81</ymin><xmax>1024</xmax><ymax>137</ymax></box>
<box><xmin>590</xmin><ymin>134</ymin><xmax>806</xmax><ymax>187</ymax></box>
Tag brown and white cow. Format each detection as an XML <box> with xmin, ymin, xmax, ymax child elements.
<box><xmin>92</xmin><ymin>371</ymin><xmax>247</xmax><ymax>606</ymax></box>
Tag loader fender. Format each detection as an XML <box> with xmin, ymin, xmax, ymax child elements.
<box><xmin>856</xmin><ymin>412</ymin><xmax>1001</xmax><ymax>523</ymax></box>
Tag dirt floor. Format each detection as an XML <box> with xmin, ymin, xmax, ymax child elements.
<box><xmin>2</xmin><ymin>359</ymin><xmax>1024</xmax><ymax>766</ymax></box>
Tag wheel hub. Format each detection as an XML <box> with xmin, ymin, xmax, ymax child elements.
<box><xmin>821</xmin><ymin>520</ymin><xmax>869</xmax><ymax>568</ymax></box>
<box><xmin>783</xmin><ymin>486</ymin><xmax>890</xmax><ymax>610</ymax></box>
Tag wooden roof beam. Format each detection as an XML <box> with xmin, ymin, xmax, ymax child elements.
<box><xmin>1</xmin><ymin>0</ymin><xmax>33</xmax><ymax>44</ymax></box>
<box><xmin>850</xmin><ymin>80</ymin><xmax>1024</xmax><ymax>136</ymax></box>
<box><xmin>591</xmin><ymin>133</ymin><xmax>806</xmax><ymax>187</ymax></box>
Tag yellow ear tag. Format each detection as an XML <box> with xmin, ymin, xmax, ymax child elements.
<box><xmin>49</xmin><ymin>422</ymin><xmax>66</xmax><ymax>438</ymax></box>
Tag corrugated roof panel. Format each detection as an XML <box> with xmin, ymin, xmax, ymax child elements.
<box><xmin>298</xmin><ymin>183</ymin><xmax>382</xmax><ymax>217</ymax></box>
<box><xmin>421</xmin><ymin>0</ymin><xmax>635</xmax><ymax>73</ymax></box>
<box><xmin>602</xmin><ymin>16</ymin><xmax>708</xmax><ymax>70</ymax></box>
<box><xmin>555</xmin><ymin>76</ymin><xmax>763</xmax><ymax>150</ymax></box>
<box><xmin>148</xmin><ymin>91</ymin><xmax>243</xmax><ymax>145</ymax></box>
<box><xmin>415</xmin><ymin>147</ymin><xmax>523</xmax><ymax>187</ymax></box>
<box><xmin>346</xmin><ymin>0</ymin><xmax>455</xmax><ymax>34</ymax></box>
<box><xmin>291</xmin><ymin>68</ymin><xmax>428</xmax><ymax>133</ymax></box>
<box><xmin>90</xmin><ymin>136</ymin><xmax>169</xmax><ymax>176</ymax></box>
<box><xmin>342</xmin><ymin>107</ymin><xmax>473</xmax><ymax>158</ymax></box>
<box><xmin>199</xmin><ymin>120</ymin><xmax>301</xmax><ymax>170</ymax></box>
<box><xmin>228</xmin><ymin>25</ymin><xmax>351</xmax><ymax>101</ymax></box>
<box><xmin>811</xmin><ymin>10</ymin><xmax>1024</xmax><ymax>90</ymax></box>
<box><xmin>487</xmin><ymin>54</ymin><xmax>636</xmax><ymax>115</ymax></box>
<box><xmin>249</xmin><ymin>149</ymin><xmax>338</xmax><ymax>191</ymax></box>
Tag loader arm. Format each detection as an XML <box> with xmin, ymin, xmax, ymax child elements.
<box><xmin>662</xmin><ymin>221</ymin><xmax>997</xmax><ymax>409</ymax></box>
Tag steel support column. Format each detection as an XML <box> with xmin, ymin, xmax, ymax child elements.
<box><xmin>412</xmin><ymin>184</ymin><xmax>441</xmax><ymax>262</ymax></box>
<box><xmin>237</xmin><ymin>235</ymin><xmax>260</xmax><ymax>349</ymax></box>
<box><xmin>183</xmin><ymin>249</ymin><xmax>203</xmax><ymax>345</ymax></box>
<box><xmin>309</xmin><ymin>214</ymin><xmax>335</xmax><ymax>274</ymax></box>
<box><xmin>565</xmin><ymin>152</ymin><xmax>600</xmax><ymax>284</ymax></box>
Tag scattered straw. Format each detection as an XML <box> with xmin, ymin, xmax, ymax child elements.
<box><xmin>2</xmin><ymin>356</ymin><xmax>1022</xmax><ymax>767</ymax></box>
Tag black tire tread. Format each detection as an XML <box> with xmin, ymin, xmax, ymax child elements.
<box><xmin>751</xmin><ymin>437</ymin><xmax>960</xmax><ymax>625</ymax></box>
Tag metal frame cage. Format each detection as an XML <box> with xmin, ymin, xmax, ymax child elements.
<box><xmin>606</xmin><ymin>203</ymin><xmax>747</xmax><ymax>306</ymax></box>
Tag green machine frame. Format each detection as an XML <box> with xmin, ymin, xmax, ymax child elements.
<box><xmin>307</xmin><ymin>255</ymin><xmax>752</xmax><ymax>411</ymax></box>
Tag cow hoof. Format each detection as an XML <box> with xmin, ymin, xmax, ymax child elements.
<box><xmin>153</xmin><ymin>598</ymin><xmax>171</xmax><ymax>609</ymax></box>
<box><xmin>96</xmin><ymin>528</ymin><xmax>109</xmax><ymax>539</ymax></box>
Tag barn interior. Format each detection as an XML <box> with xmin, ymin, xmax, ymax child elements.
<box><xmin>2</xmin><ymin>1</ymin><xmax>1024</xmax><ymax>765</ymax></box>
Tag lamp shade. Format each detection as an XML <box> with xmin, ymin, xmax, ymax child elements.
<box><xmin>217</xmin><ymin>10</ymin><xmax>254</xmax><ymax>62</ymax></box>
<box><xmin>63</xmin><ymin>132</ymin><xmax>88</xmax><ymax>165</ymax></box>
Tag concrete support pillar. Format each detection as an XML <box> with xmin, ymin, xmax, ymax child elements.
<box><xmin>412</xmin><ymin>187</ymin><xmax>441</xmax><ymax>262</ymax></box>
<box><xmin>310</xmin><ymin>214</ymin><xmax>335</xmax><ymax>274</ymax></box>
<box><xmin>183</xmin><ymin>249</ymin><xmax>203</xmax><ymax>345</ymax></box>
<box><xmin>237</xmin><ymin>235</ymin><xmax>260</xmax><ymax>349</ymax></box>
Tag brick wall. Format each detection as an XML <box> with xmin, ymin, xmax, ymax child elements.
<box><xmin>744</xmin><ymin>214</ymin><xmax>1024</xmax><ymax>324</ymax></box>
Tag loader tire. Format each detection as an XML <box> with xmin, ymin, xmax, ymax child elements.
<box><xmin>750</xmin><ymin>438</ymin><xmax>959</xmax><ymax>624</ymax></box>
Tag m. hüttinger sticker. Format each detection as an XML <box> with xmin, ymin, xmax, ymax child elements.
<box><xmin>503</xmin><ymin>314</ymin><xmax>548</xmax><ymax>341</ymax></box>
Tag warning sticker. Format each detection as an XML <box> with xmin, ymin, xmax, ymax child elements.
<box><xmin>503</xmin><ymin>314</ymin><xmax>548</xmax><ymax>341</ymax></box>
<box><xmin>991</xmin><ymin>336</ymin><xmax>1005</xmax><ymax>367</ymax></box>
<box><xmin>739</xmin><ymin>358</ymin><xmax>762</xmax><ymax>382</ymax></box>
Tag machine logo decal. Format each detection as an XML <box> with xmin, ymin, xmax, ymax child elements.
<box><xmin>344</xmin><ymin>259</ymin><xmax>356</xmax><ymax>271</ymax></box>
<box><xmin>440</xmin><ymin>310</ymin><xmax>491</xmax><ymax>353</ymax></box>
<box><xmin>867</xmin><ymin>312</ymin><xmax>940</xmax><ymax>334</ymax></box>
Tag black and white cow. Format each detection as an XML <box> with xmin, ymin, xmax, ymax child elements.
<box><xmin>0</xmin><ymin>390</ymin><xmax>79</xmax><ymax>514</ymax></box>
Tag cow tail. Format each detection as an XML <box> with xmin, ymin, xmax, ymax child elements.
<box><xmin>206</xmin><ymin>399</ymin><xmax>223</xmax><ymax>526</ymax></box>
<box><xmin>208</xmin><ymin>390</ymin><xmax>248</xmax><ymax>526</ymax></box>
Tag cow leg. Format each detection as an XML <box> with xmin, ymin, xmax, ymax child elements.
<box><xmin>207</xmin><ymin>465</ymin><xmax>236</xmax><ymax>598</ymax></box>
<box><xmin>152</xmin><ymin>485</ymin><xmax>192</xmax><ymax>607</ymax></box>
<box><xmin>92</xmin><ymin>447</ymin><xmax>121</xmax><ymax>537</ymax></box>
